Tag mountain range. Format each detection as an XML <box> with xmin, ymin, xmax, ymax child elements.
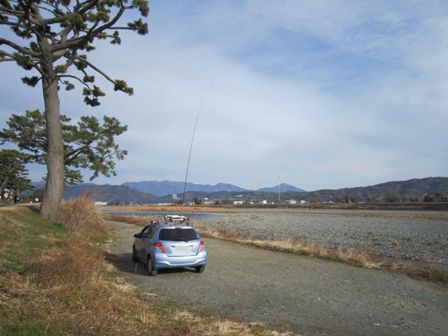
<box><xmin>258</xmin><ymin>183</ymin><xmax>305</xmax><ymax>193</ymax></box>
<box><xmin>59</xmin><ymin>177</ymin><xmax>448</xmax><ymax>204</ymax></box>
<box><xmin>62</xmin><ymin>180</ymin><xmax>305</xmax><ymax>203</ymax></box>
<box><xmin>63</xmin><ymin>184</ymin><xmax>157</xmax><ymax>204</ymax></box>
<box><xmin>123</xmin><ymin>180</ymin><xmax>247</xmax><ymax>196</ymax></box>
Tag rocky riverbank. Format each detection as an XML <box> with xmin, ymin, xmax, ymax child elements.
<box><xmin>194</xmin><ymin>209</ymin><xmax>448</xmax><ymax>265</ymax></box>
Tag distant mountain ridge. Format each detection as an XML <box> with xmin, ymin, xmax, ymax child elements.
<box><xmin>54</xmin><ymin>177</ymin><xmax>448</xmax><ymax>204</ymax></box>
<box><xmin>123</xmin><ymin>180</ymin><xmax>305</xmax><ymax>196</ymax></box>
<box><xmin>257</xmin><ymin>183</ymin><xmax>305</xmax><ymax>193</ymax></box>
<box><xmin>123</xmin><ymin>180</ymin><xmax>247</xmax><ymax>196</ymax></box>
<box><xmin>297</xmin><ymin>177</ymin><xmax>448</xmax><ymax>203</ymax></box>
<box><xmin>63</xmin><ymin>184</ymin><xmax>157</xmax><ymax>203</ymax></box>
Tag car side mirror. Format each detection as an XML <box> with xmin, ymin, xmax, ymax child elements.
<box><xmin>134</xmin><ymin>233</ymin><xmax>141</xmax><ymax>238</ymax></box>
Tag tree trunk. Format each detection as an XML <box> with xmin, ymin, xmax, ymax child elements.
<box><xmin>39</xmin><ymin>42</ymin><xmax>64</xmax><ymax>221</ymax></box>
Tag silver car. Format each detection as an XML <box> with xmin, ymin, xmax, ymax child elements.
<box><xmin>132</xmin><ymin>215</ymin><xmax>207</xmax><ymax>276</ymax></box>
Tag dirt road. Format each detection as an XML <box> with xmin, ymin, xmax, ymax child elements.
<box><xmin>107</xmin><ymin>221</ymin><xmax>448</xmax><ymax>336</ymax></box>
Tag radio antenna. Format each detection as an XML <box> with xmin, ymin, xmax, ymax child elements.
<box><xmin>182</xmin><ymin>81</ymin><xmax>214</xmax><ymax>207</ymax></box>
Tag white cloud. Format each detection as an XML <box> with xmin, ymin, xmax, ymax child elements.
<box><xmin>1</xmin><ymin>0</ymin><xmax>447</xmax><ymax>190</ymax></box>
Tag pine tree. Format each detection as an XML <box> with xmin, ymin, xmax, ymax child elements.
<box><xmin>0</xmin><ymin>0</ymin><xmax>149</xmax><ymax>219</ymax></box>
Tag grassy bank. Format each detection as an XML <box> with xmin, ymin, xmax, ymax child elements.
<box><xmin>0</xmin><ymin>201</ymin><xmax>293</xmax><ymax>336</ymax></box>
<box><xmin>105</xmin><ymin>214</ymin><xmax>448</xmax><ymax>285</ymax></box>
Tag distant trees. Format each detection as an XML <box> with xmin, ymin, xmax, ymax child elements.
<box><xmin>193</xmin><ymin>197</ymin><xmax>203</xmax><ymax>205</ymax></box>
<box><xmin>0</xmin><ymin>149</ymin><xmax>32</xmax><ymax>200</ymax></box>
<box><xmin>423</xmin><ymin>194</ymin><xmax>435</xmax><ymax>202</ymax></box>
<box><xmin>435</xmin><ymin>193</ymin><xmax>448</xmax><ymax>202</ymax></box>
<box><xmin>0</xmin><ymin>0</ymin><xmax>149</xmax><ymax>220</ymax></box>
<box><xmin>422</xmin><ymin>193</ymin><xmax>447</xmax><ymax>202</ymax></box>
<box><xmin>383</xmin><ymin>192</ymin><xmax>400</xmax><ymax>203</ymax></box>
<box><xmin>343</xmin><ymin>195</ymin><xmax>357</xmax><ymax>203</ymax></box>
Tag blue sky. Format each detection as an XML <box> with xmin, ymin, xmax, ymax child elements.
<box><xmin>1</xmin><ymin>0</ymin><xmax>447</xmax><ymax>190</ymax></box>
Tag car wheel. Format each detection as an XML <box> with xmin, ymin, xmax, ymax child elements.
<box><xmin>147</xmin><ymin>256</ymin><xmax>157</xmax><ymax>276</ymax></box>
<box><xmin>132</xmin><ymin>245</ymin><xmax>139</xmax><ymax>262</ymax></box>
<box><xmin>195</xmin><ymin>265</ymin><xmax>205</xmax><ymax>273</ymax></box>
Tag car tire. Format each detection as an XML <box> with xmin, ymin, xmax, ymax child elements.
<box><xmin>195</xmin><ymin>265</ymin><xmax>205</xmax><ymax>273</ymax></box>
<box><xmin>132</xmin><ymin>245</ymin><xmax>139</xmax><ymax>263</ymax></box>
<box><xmin>147</xmin><ymin>256</ymin><xmax>157</xmax><ymax>276</ymax></box>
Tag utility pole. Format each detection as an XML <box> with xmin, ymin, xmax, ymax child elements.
<box><xmin>278</xmin><ymin>176</ymin><xmax>281</xmax><ymax>203</ymax></box>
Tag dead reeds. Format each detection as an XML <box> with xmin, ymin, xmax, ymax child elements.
<box><xmin>195</xmin><ymin>225</ymin><xmax>378</xmax><ymax>267</ymax></box>
<box><xmin>58</xmin><ymin>193</ymin><xmax>109</xmax><ymax>241</ymax></box>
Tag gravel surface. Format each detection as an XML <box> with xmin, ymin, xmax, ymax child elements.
<box><xmin>107</xmin><ymin>220</ymin><xmax>448</xmax><ymax>336</ymax></box>
<box><xmin>194</xmin><ymin>209</ymin><xmax>448</xmax><ymax>264</ymax></box>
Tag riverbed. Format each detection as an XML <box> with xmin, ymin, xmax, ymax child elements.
<box><xmin>105</xmin><ymin>208</ymin><xmax>448</xmax><ymax>264</ymax></box>
<box><xmin>195</xmin><ymin>209</ymin><xmax>448</xmax><ymax>264</ymax></box>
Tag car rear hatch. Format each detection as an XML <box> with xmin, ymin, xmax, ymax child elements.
<box><xmin>158</xmin><ymin>227</ymin><xmax>200</xmax><ymax>257</ymax></box>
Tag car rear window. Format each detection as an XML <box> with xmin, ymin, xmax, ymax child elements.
<box><xmin>159</xmin><ymin>228</ymin><xmax>199</xmax><ymax>241</ymax></box>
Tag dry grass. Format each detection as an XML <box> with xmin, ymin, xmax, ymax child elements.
<box><xmin>195</xmin><ymin>225</ymin><xmax>378</xmax><ymax>268</ymax></box>
<box><xmin>0</xmin><ymin>199</ymin><xmax>297</xmax><ymax>336</ymax></box>
<box><xmin>58</xmin><ymin>192</ymin><xmax>110</xmax><ymax>241</ymax></box>
<box><xmin>104</xmin><ymin>213</ymin><xmax>159</xmax><ymax>226</ymax></box>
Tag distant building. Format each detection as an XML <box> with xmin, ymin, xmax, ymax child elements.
<box><xmin>233</xmin><ymin>200</ymin><xmax>244</xmax><ymax>205</ymax></box>
<box><xmin>95</xmin><ymin>201</ymin><xmax>108</xmax><ymax>206</ymax></box>
<box><xmin>286</xmin><ymin>199</ymin><xmax>297</xmax><ymax>204</ymax></box>
<box><xmin>300</xmin><ymin>200</ymin><xmax>306</xmax><ymax>204</ymax></box>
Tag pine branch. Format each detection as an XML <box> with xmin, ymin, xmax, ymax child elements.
<box><xmin>75</xmin><ymin>55</ymin><xmax>115</xmax><ymax>85</ymax></box>
<box><xmin>0</xmin><ymin>50</ymin><xmax>14</xmax><ymax>62</ymax></box>
<box><xmin>58</xmin><ymin>74</ymin><xmax>91</xmax><ymax>88</ymax></box>
<box><xmin>107</xmin><ymin>26</ymin><xmax>133</xmax><ymax>30</ymax></box>
<box><xmin>78</xmin><ymin>0</ymin><xmax>100</xmax><ymax>15</ymax></box>
<box><xmin>51</xmin><ymin>3</ymin><xmax>125</xmax><ymax>52</ymax></box>
<box><xmin>0</xmin><ymin>5</ymin><xmax>25</xmax><ymax>17</ymax></box>
<box><xmin>0</xmin><ymin>20</ymin><xmax>28</xmax><ymax>29</ymax></box>
<box><xmin>0</xmin><ymin>38</ymin><xmax>39</xmax><ymax>57</ymax></box>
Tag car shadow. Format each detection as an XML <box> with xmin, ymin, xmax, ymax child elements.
<box><xmin>105</xmin><ymin>252</ymin><xmax>146</xmax><ymax>275</ymax></box>
<box><xmin>105</xmin><ymin>252</ymin><xmax>197</xmax><ymax>276</ymax></box>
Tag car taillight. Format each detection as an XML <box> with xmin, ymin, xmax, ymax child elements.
<box><xmin>154</xmin><ymin>242</ymin><xmax>166</xmax><ymax>253</ymax></box>
<box><xmin>198</xmin><ymin>240</ymin><xmax>205</xmax><ymax>252</ymax></box>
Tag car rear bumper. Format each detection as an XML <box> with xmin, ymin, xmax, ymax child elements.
<box><xmin>154</xmin><ymin>251</ymin><xmax>207</xmax><ymax>269</ymax></box>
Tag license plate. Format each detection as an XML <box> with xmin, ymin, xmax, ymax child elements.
<box><xmin>174</xmin><ymin>246</ymin><xmax>190</xmax><ymax>253</ymax></box>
